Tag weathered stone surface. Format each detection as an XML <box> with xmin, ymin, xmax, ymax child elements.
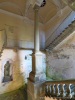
<box><xmin>27</xmin><ymin>79</ymin><xmax>45</xmax><ymax>100</ymax></box>
<box><xmin>46</xmin><ymin>31</ymin><xmax>75</xmax><ymax>80</ymax></box>
<box><xmin>29</xmin><ymin>52</ymin><xmax>46</xmax><ymax>82</ymax></box>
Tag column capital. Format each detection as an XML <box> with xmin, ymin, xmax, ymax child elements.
<box><xmin>33</xmin><ymin>4</ymin><xmax>40</xmax><ymax>11</ymax></box>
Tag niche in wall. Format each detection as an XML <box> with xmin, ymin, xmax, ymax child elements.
<box><xmin>2</xmin><ymin>60</ymin><xmax>13</xmax><ymax>83</ymax></box>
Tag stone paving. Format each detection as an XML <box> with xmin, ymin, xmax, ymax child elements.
<box><xmin>0</xmin><ymin>85</ymin><xmax>27</xmax><ymax>100</ymax></box>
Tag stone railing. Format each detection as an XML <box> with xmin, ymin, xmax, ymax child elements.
<box><xmin>44</xmin><ymin>80</ymin><xmax>75</xmax><ymax>100</ymax></box>
<box><xmin>46</xmin><ymin>14</ymin><xmax>75</xmax><ymax>50</ymax></box>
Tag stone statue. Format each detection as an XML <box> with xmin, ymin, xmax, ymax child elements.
<box><xmin>2</xmin><ymin>60</ymin><xmax>13</xmax><ymax>82</ymax></box>
<box><xmin>4</xmin><ymin>61</ymin><xmax>10</xmax><ymax>76</ymax></box>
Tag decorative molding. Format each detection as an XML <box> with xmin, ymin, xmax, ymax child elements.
<box><xmin>0</xmin><ymin>8</ymin><xmax>33</xmax><ymax>23</ymax></box>
<box><xmin>45</xmin><ymin>6</ymin><xmax>71</xmax><ymax>26</ymax></box>
<box><xmin>52</xmin><ymin>0</ymin><xmax>65</xmax><ymax>9</ymax></box>
<box><xmin>0</xmin><ymin>1</ymin><xmax>23</xmax><ymax>15</ymax></box>
<box><xmin>63</xmin><ymin>0</ymin><xmax>75</xmax><ymax>11</ymax></box>
<box><xmin>6</xmin><ymin>47</ymin><xmax>34</xmax><ymax>51</ymax></box>
<box><xmin>46</xmin><ymin>19</ymin><xmax>75</xmax><ymax>50</ymax></box>
<box><xmin>7</xmin><ymin>38</ymin><xmax>34</xmax><ymax>49</ymax></box>
<box><xmin>0</xmin><ymin>8</ymin><xmax>43</xmax><ymax>27</ymax></box>
<box><xmin>54</xmin><ymin>31</ymin><xmax>75</xmax><ymax>50</ymax></box>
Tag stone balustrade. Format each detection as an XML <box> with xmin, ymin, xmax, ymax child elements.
<box><xmin>44</xmin><ymin>80</ymin><xmax>75</xmax><ymax>100</ymax></box>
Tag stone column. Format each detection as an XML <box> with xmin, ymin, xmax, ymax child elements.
<box><xmin>34</xmin><ymin>5</ymin><xmax>40</xmax><ymax>52</ymax></box>
<box><xmin>29</xmin><ymin>5</ymin><xmax>46</xmax><ymax>82</ymax></box>
<box><xmin>27</xmin><ymin>4</ymin><xmax>46</xmax><ymax>100</ymax></box>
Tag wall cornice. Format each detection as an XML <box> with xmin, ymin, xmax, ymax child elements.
<box><xmin>0</xmin><ymin>9</ymin><xmax>43</xmax><ymax>27</ymax></box>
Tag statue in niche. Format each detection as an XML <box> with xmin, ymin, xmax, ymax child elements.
<box><xmin>2</xmin><ymin>61</ymin><xmax>13</xmax><ymax>82</ymax></box>
<box><xmin>4</xmin><ymin>61</ymin><xmax>10</xmax><ymax>76</ymax></box>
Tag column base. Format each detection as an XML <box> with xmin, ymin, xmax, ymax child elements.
<box><xmin>29</xmin><ymin>71</ymin><xmax>46</xmax><ymax>82</ymax></box>
<box><xmin>29</xmin><ymin>51</ymin><xmax>46</xmax><ymax>82</ymax></box>
<box><xmin>28</xmin><ymin>51</ymin><xmax>46</xmax><ymax>100</ymax></box>
<box><xmin>27</xmin><ymin>78</ymin><xmax>45</xmax><ymax>100</ymax></box>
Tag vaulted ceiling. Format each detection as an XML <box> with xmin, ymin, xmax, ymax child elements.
<box><xmin>0</xmin><ymin>0</ymin><xmax>65</xmax><ymax>24</ymax></box>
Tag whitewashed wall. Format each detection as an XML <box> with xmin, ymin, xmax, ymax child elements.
<box><xmin>0</xmin><ymin>49</ymin><xmax>46</xmax><ymax>94</ymax></box>
<box><xmin>0</xmin><ymin>12</ymin><xmax>45</xmax><ymax>49</ymax></box>
<box><xmin>46</xmin><ymin>31</ymin><xmax>75</xmax><ymax>80</ymax></box>
<box><xmin>0</xmin><ymin>49</ymin><xmax>32</xmax><ymax>94</ymax></box>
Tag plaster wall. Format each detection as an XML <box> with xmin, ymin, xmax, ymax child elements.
<box><xmin>45</xmin><ymin>6</ymin><xmax>72</xmax><ymax>40</ymax></box>
<box><xmin>0</xmin><ymin>49</ymin><xmax>46</xmax><ymax>94</ymax></box>
<box><xmin>0</xmin><ymin>49</ymin><xmax>32</xmax><ymax>94</ymax></box>
<box><xmin>0</xmin><ymin>12</ymin><xmax>45</xmax><ymax>49</ymax></box>
<box><xmin>46</xmin><ymin>31</ymin><xmax>75</xmax><ymax>80</ymax></box>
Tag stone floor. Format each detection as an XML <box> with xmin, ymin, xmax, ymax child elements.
<box><xmin>0</xmin><ymin>85</ymin><xmax>27</xmax><ymax>100</ymax></box>
<box><xmin>0</xmin><ymin>85</ymin><xmax>61</xmax><ymax>100</ymax></box>
<box><xmin>45</xmin><ymin>97</ymin><xmax>61</xmax><ymax>100</ymax></box>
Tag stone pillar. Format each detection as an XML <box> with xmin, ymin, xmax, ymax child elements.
<box><xmin>27</xmin><ymin>4</ymin><xmax>46</xmax><ymax>100</ymax></box>
<box><xmin>29</xmin><ymin>5</ymin><xmax>46</xmax><ymax>82</ymax></box>
<box><xmin>34</xmin><ymin>5</ymin><xmax>40</xmax><ymax>52</ymax></box>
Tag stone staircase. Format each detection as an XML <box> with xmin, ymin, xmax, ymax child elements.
<box><xmin>46</xmin><ymin>17</ymin><xmax>75</xmax><ymax>51</ymax></box>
